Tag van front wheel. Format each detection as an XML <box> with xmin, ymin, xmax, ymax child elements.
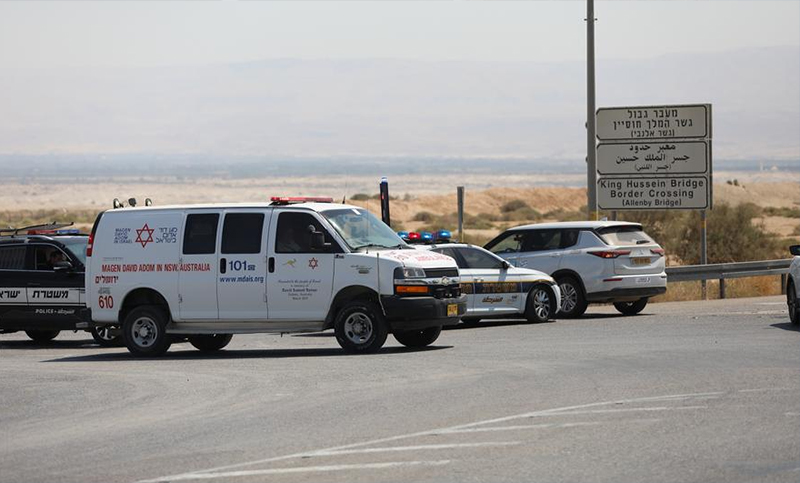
<box><xmin>122</xmin><ymin>306</ymin><xmax>171</xmax><ymax>357</ymax></box>
<box><xmin>334</xmin><ymin>301</ymin><xmax>388</xmax><ymax>354</ymax></box>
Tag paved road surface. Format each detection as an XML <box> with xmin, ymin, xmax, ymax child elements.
<box><xmin>1</xmin><ymin>296</ymin><xmax>798</xmax><ymax>483</ymax></box>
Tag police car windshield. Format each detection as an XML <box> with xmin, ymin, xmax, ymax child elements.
<box><xmin>59</xmin><ymin>237</ymin><xmax>88</xmax><ymax>266</ymax></box>
<box><xmin>321</xmin><ymin>208</ymin><xmax>407</xmax><ymax>251</ymax></box>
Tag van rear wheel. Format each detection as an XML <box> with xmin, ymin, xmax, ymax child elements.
<box><xmin>122</xmin><ymin>305</ymin><xmax>171</xmax><ymax>357</ymax></box>
<box><xmin>394</xmin><ymin>326</ymin><xmax>442</xmax><ymax>348</ymax></box>
<box><xmin>334</xmin><ymin>300</ymin><xmax>388</xmax><ymax>354</ymax></box>
<box><xmin>189</xmin><ymin>334</ymin><xmax>233</xmax><ymax>352</ymax></box>
<box><xmin>25</xmin><ymin>330</ymin><xmax>59</xmax><ymax>343</ymax></box>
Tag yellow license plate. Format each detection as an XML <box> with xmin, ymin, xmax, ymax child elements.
<box><xmin>631</xmin><ymin>257</ymin><xmax>651</xmax><ymax>266</ymax></box>
<box><xmin>447</xmin><ymin>304</ymin><xmax>458</xmax><ymax>317</ymax></box>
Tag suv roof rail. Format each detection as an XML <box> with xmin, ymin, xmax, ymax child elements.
<box><xmin>0</xmin><ymin>222</ymin><xmax>75</xmax><ymax>237</ymax></box>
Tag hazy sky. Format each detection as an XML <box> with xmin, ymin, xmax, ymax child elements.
<box><xmin>0</xmin><ymin>1</ymin><xmax>797</xmax><ymax>68</ymax></box>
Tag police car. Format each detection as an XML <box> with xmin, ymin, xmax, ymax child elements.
<box><xmin>418</xmin><ymin>243</ymin><xmax>561</xmax><ymax>323</ymax></box>
<box><xmin>87</xmin><ymin>197</ymin><xmax>467</xmax><ymax>357</ymax></box>
<box><xmin>0</xmin><ymin>223</ymin><xmax>119</xmax><ymax>345</ymax></box>
<box><xmin>787</xmin><ymin>244</ymin><xmax>800</xmax><ymax>325</ymax></box>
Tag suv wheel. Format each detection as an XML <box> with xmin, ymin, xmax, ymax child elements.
<box><xmin>25</xmin><ymin>330</ymin><xmax>59</xmax><ymax>343</ymax></box>
<box><xmin>122</xmin><ymin>305</ymin><xmax>171</xmax><ymax>357</ymax></box>
<box><xmin>334</xmin><ymin>300</ymin><xmax>388</xmax><ymax>354</ymax></box>
<box><xmin>788</xmin><ymin>282</ymin><xmax>799</xmax><ymax>325</ymax></box>
<box><xmin>613</xmin><ymin>298</ymin><xmax>648</xmax><ymax>316</ymax></box>
<box><xmin>189</xmin><ymin>334</ymin><xmax>233</xmax><ymax>352</ymax></box>
<box><xmin>525</xmin><ymin>285</ymin><xmax>556</xmax><ymax>323</ymax></box>
<box><xmin>394</xmin><ymin>326</ymin><xmax>442</xmax><ymax>347</ymax></box>
<box><xmin>556</xmin><ymin>276</ymin><xmax>588</xmax><ymax>318</ymax></box>
<box><xmin>91</xmin><ymin>326</ymin><xmax>122</xmax><ymax>347</ymax></box>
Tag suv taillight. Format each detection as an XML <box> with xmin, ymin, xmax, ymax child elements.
<box><xmin>650</xmin><ymin>248</ymin><xmax>665</xmax><ymax>256</ymax></box>
<box><xmin>588</xmin><ymin>250</ymin><xmax>631</xmax><ymax>259</ymax></box>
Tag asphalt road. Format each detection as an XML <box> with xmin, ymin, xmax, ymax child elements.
<box><xmin>1</xmin><ymin>296</ymin><xmax>798</xmax><ymax>483</ymax></box>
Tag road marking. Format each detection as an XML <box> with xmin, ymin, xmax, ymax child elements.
<box><xmin>138</xmin><ymin>391</ymin><xmax>724</xmax><ymax>483</ymax></box>
<box><xmin>442</xmin><ymin>422</ymin><xmax>601</xmax><ymax>433</ymax></box>
<box><xmin>541</xmin><ymin>405</ymin><xmax>707</xmax><ymax>416</ymax></box>
<box><xmin>738</xmin><ymin>388</ymin><xmax>794</xmax><ymax>393</ymax></box>
<box><xmin>156</xmin><ymin>460</ymin><xmax>451</xmax><ymax>481</ymax></box>
<box><xmin>315</xmin><ymin>441</ymin><xmax>520</xmax><ymax>456</ymax></box>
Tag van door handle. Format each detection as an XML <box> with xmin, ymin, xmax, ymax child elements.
<box><xmin>219</xmin><ymin>258</ymin><xmax>226</xmax><ymax>274</ymax></box>
<box><xmin>268</xmin><ymin>257</ymin><xmax>275</xmax><ymax>273</ymax></box>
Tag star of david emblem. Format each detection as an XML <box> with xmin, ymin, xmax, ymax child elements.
<box><xmin>308</xmin><ymin>257</ymin><xmax>319</xmax><ymax>270</ymax></box>
<box><xmin>135</xmin><ymin>223</ymin><xmax>155</xmax><ymax>248</ymax></box>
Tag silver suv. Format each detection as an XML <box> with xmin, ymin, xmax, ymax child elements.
<box><xmin>484</xmin><ymin>221</ymin><xmax>667</xmax><ymax>317</ymax></box>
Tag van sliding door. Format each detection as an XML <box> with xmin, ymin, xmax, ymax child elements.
<box><xmin>217</xmin><ymin>210</ymin><xmax>270</xmax><ymax>320</ymax></box>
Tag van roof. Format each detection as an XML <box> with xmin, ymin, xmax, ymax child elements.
<box><xmin>102</xmin><ymin>202</ymin><xmax>358</xmax><ymax>213</ymax></box>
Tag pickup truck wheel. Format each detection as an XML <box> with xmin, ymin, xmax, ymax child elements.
<box><xmin>394</xmin><ymin>326</ymin><xmax>442</xmax><ymax>347</ymax></box>
<box><xmin>525</xmin><ymin>285</ymin><xmax>556</xmax><ymax>323</ymax></box>
<box><xmin>189</xmin><ymin>334</ymin><xmax>233</xmax><ymax>352</ymax></box>
<box><xmin>91</xmin><ymin>326</ymin><xmax>122</xmax><ymax>347</ymax></box>
<box><xmin>25</xmin><ymin>330</ymin><xmax>59</xmax><ymax>343</ymax></box>
<box><xmin>122</xmin><ymin>306</ymin><xmax>171</xmax><ymax>357</ymax></box>
<box><xmin>556</xmin><ymin>276</ymin><xmax>588</xmax><ymax>318</ymax></box>
<box><xmin>613</xmin><ymin>298</ymin><xmax>648</xmax><ymax>316</ymax></box>
<box><xmin>334</xmin><ymin>301</ymin><xmax>388</xmax><ymax>354</ymax></box>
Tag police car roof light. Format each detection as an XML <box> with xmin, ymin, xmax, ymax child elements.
<box><xmin>1</xmin><ymin>221</ymin><xmax>75</xmax><ymax>237</ymax></box>
<box><xmin>270</xmin><ymin>196</ymin><xmax>334</xmax><ymax>205</ymax></box>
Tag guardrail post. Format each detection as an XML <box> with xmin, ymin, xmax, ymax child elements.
<box><xmin>719</xmin><ymin>278</ymin><xmax>726</xmax><ymax>299</ymax></box>
<box><xmin>781</xmin><ymin>273</ymin><xmax>787</xmax><ymax>295</ymax></box>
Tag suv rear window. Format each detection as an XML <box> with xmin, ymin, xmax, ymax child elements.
<box><xmin>0</xmin><ymin>246</ymin><xmax>26</xmax><ymax>270</ymax></box>
<box><xmin>597</xmin><ymin>225</ymin><xmax>654</xmax><ymax>246</ymax></box>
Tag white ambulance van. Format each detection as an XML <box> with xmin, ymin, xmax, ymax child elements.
<box><xmin>87</xmin><ymin>197</ymin><xmax>466</xmax><ymax>357</ymax></box>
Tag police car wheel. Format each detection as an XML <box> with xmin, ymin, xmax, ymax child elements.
<box><xmin>189</xmin><ymin>334</ymin><xmax>233</xmax><ymax>352</ymax></box>
<box><xmin>613</xmin><ymin>298</ymin><xmax>648</xmax><ymax>316</ymax></box>
<box><xmin>25</xmin><ymin>330</ymin><xmax>59</xmax><ymax>343</ymax></box>
<box><xmin>525</xmin><ymin>285</ymin><xmax>556</xmax><ymax>323</ymax></box>
<box><xmin>122</xmin><ymin>306</ymin><xmax>171</xmax><ymax>357</ymax></box>
<box><xmin>334</xmin><ymin>301</ymin><xmax>388</xmax><ymax>354</ymax></box>
<box><xmin>91</xmin><ymin>326</ymin><xmax>122</xmax><ymax>347</ymax></box>
<box><xmin>393</xmin><ymin>326</ymin><xmax>442</xmax><ymax>348</ymax></box>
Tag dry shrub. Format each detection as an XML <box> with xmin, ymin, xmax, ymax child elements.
<box><xmin>653</xmin><ymin>275</ymin><xmax>784</xmax><ymax>303</ymax></box>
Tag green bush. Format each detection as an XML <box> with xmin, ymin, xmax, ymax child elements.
<box><xmin>349</xmin><ymin>193</ymin><xmax>371</xmax><ymax>201</ymax></box>
<box><xmin>412</xmin><ymin>211</ymin><xmax>436</xmax><ymax>223</ymax></box>
<box><xmin>500</xmin><ymin>199</ymin><xmax>529</xmax><ymax>213</ymax></box>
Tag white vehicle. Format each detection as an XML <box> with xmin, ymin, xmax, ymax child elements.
<box><xmin>787</xmin><ymin>245</ymin><xmax>800</xmax><ymax>325</ymax></box>
<box><xmin>87</xmin><ymin>197</ymin><xmax>466</xmax><ymax>356</ymax></box>
<box><xmin>419</xmin><ymin>244</ymin><xmax>561</xmax><ymax>323</ymax></box>
<box><xmin>484</xmin><ymin>221</ymin><xmax>666</xmax><ymax>317</ymax></box>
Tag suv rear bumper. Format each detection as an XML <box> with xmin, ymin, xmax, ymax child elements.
<box><xmin>587</xmin><ymin>286</ymin><xmax>667</xmax><ymax>302</ymax></box>
<box><xmin>381</xmin><ymin>294</ymin><xmax>467</xmax><ymax>331</ymax></box>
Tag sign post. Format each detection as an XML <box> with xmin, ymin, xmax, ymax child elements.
<box><xmin>596</xmin><ymin>103</ymin><xmax>712</xmax><ymax>298</ymax></box>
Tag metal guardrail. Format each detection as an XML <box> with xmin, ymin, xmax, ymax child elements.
<box><xmin>666</xmin><ymin>259</ymin><xmax>792</xmax><ymax>298</ymax></box>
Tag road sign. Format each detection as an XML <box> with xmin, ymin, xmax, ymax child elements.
<box><xmin>597</xmin><ymin>140</ymin><xmax>708</xmax><ymax>176</ymax></box>
<box><xmin>596</xmin><ymin>104</ymin><xmax>711</xmax><ymax>141</ymax></box>
<box><xmin>597</xmin><ymin>176</ymin><xmax>709</xmax><ymax>210</ymax></box>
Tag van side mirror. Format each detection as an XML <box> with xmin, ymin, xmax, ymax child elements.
<box><xmin>790</xmin><ymin>245</ymin><xmax>800</xmax><ymax>256</ymax></box>
<box><xmin>53</xmin><ymin>260</ymin><xmax>73</xmax><ymax>272</ymax></box>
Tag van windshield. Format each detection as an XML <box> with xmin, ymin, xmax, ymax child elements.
<box><xmin>321</xmin><ymin>208</ymin><xmax>408</xmax><ymax>251</ymax></box>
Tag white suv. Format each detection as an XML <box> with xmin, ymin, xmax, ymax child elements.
<box><xmin>484</xmin><ymin>221</ymin><xmax>667</xmax><ymax>317</ymax></box>
<box><xmin>787</xmin><ymin>245</ymin><xmax>800</xmax><ymax>325</ymax></box>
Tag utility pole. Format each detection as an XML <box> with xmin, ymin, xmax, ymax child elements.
<box><xmin>586</xmin><ymin>0</ymin><xmax>598</xmax><ymax>220</ymax></box>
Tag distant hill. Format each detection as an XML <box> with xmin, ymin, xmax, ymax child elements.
<box><xmin>0</xmin><ymin>46</ymin><xmax>796</xmax><ymax>160</ymax></box>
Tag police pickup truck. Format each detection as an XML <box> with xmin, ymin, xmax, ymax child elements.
<box><xmin>87</xmin><ymin>197</ymin><xmax>466</xmax><ymax>356</ymax></box>
<box><xmin>0</xmin><ymin>223</ymin><xmax>118</xmax><ymax>345</ymax></box>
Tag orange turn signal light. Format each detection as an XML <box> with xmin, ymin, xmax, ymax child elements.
<box><xmin>395</xmin><ymin>285</ymin><xmax>429</xmax><ymax>295</ymax></box>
